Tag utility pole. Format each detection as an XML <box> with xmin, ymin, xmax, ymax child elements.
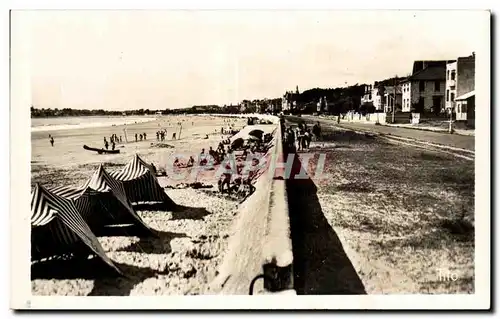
<box><xmin>448</xmin><ymin>105</ymin><xmax>454</xmax><ymax>134</ymax></box>
<box><xmin>392</xmin><ymin>76</ymin><xmax>397</xmax><ymax>124</ymax></box>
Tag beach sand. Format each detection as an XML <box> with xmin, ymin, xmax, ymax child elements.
<box><xmin>31</xmin><ymin>115</ymin><xmax>256</xmax><ymax>295</ymax></box>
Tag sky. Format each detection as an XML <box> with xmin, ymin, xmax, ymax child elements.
<box><xmin>14</xmin><ymin>10</ymin><xmax>488</xmax><ymax>110</ymax></box>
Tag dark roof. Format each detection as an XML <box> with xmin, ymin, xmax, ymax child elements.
<box><xmin>405</xmin><ymin>65</ymin><xmax>446</xmax><ymax>81</ymax></box>
<box><xmin>412</xmin><ymin>60</ymin><xmax>454</xmax><ymax>74</ymax></box>
<box><xmin>374</xmin><ymin>76</ymin><xmax>407</xmax><ymax>87</ymax></box>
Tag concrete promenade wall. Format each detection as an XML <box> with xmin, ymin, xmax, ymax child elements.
<box><xmin>209</xmin><ymin>116</ymin><xmax>295</xmax><ymax>295</ymax></box>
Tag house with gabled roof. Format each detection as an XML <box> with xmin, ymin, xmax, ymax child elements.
<box><xmin>400</xmin><ymin>60</ymin><xmax>453</xmax><ymax>113</ymax></box>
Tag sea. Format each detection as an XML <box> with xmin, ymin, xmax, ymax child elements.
<box><xmin>31</xmin><ymin>116</ymin><xmax>158</xmax><ymax>132</ymax></box>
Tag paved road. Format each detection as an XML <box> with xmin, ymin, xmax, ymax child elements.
<box><xmin>298</xmin><ymin>116</ymin><xmax>475</xmax><ymax>151</ymax></box>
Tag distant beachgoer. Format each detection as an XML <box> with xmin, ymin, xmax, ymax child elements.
<box><xmin>156</xmin><ymin>132</ymin><xmax>159</xmax><ymax>141</ymax></box>
<box><xmin>219</xmin><ymin>161</ymin><xmax>233</xmax><ymax>193</ymax></box>
<box><xmin>140</xmin><ymin>134</ymin><xmax>143</xmax><ymax>141</ymax></box>
<box><xmin>112</xmin><ymin>141</ymin><xmax>116</xmax><ymax>150</ymax></box>
<box><xmin>49</xmin><ymin>136</ymin><xmax>54</xmax><ymax>147</ymax></box>
<box><xmin>135</xmin><ymin>133</ymin><xmax>138</xmax><ymax>142</ymax></box>
<box><xmin>172</xmin><ymin>132</ymin><xmax>176</xmax><ymax>140</ymax></box>
<box><xmin>187</xmin><ymin>156</ymin><xmax>195</xmax><ymax>167</ymax></box>
<box><xmin>199</xmin><ymin>148</ymin><xmax>207</xmax><ymax>166</ymax></box>
<box><xmin>143</xmin><ymin>132</ymin><xmax>147</xmax><ymax>140</ymax></box>
<box><xmin>104</xmin><ymin>141</ymin><xmax>109</xmax><ymax>150</ymax></box>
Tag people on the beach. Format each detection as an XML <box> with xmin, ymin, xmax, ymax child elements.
<box><xmin>111</xmin><ymin>141</ymin><xmax>116</xmax><ymax>150</ymax></box>
<box><xmin>49</xmin><ymin>135</ymin><xmax>54</xmax><ymax>147</ymax></box>
<box><xmin>218</xmin><ymin>161</ymin><xmax>233</xmax><ymax>193</ymax></box>
<box><xmin>104</xmin><ymin>140</ymin><xmax>109</xmax><ymax>150</ymax></box>
<box><xmin>199</xmin><ymin>148</ymin><xmax>207</xmax><ymax>166</ymax></box>
<box><xmin>156</xmin><ymin>131</ymin><xmax>159</xmax><ymax>141</ymax></box>
<box><xmin>143</xmin><ymin>132</ymin><xmax>147</xmax><ymax>140</ymax></box>
<box><xmin>172</xmin><ymin>132</ymin><xmax>176</xmax><ymax>140</ymax></box>
<box><xmin>187</xmin><ymin>156</ymin><xmax>195</xmax><ymax>167</ymax></box>
<box><xmin>135</xmin><ymin>133</ymin><xmax>138</xmax><ymax>142</ymax></box>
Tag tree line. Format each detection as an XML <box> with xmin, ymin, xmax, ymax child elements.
<box><xmin>30</xmin><ymin>103</ymin><xmax>281</xmax><ymax>118</ymax></box>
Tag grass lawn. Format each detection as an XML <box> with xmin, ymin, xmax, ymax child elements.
<box><xmin>287</xmin><ymin>119</ymin><xmax>474</xmax><ymax>294</ymax></box>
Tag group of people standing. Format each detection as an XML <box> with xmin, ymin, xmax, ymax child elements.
<box><xmin>104</xmin><ymin>134</ymin><xmax>121</xmax><ymax>150</ymax></box>
<box><xmin>284</xmin><ymin>121</ymin><xmax>322</xmax><ymax>151</ymax></box>
<box><xmin>156</xmin><ymin>129</ymin><xmax>178</xmax><ymax>141</ymax></box>
<box><xmin>135</xmin><ymin>132</ymin><xmax>147</xmax><ymax>142</ymax></box>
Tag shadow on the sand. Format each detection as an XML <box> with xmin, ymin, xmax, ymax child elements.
<box><xmin>133</xmin><ymin>202</ymin><xmax>211</xmax><ymax>220</ymax></box>
<box><xmin>31</xmin><ymin>255</ymin><xmax>123</xmax><ymax>280</ymax></box>
<box><xmin>133</xmin><ymin>202</ymin><xmax>175</xmax><ymax>211</ymax></box>
<box><xmin>285</xmin><ymin>145</ymin><xmax>367</xmax><ymax>295</ymax></box>
<box><xmin>171</xmin><ymin>205</ymin><xmax>211</xmax><ymax>221</ymax></box>
<box><xmin>92</xmin><ymin>224</ymin><xmax>154</xmax><ymax>238</ymax></box>
<box><xmin>117</xmin><ymin>230</ymin><xmax>188</xmax><ymax>254</ymax></box>
<box><xmin>88</xmin><ymin>261</ymin><xmax>160</xmax><ymax>296</ymax></box>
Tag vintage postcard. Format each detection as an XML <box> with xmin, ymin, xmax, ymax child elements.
<box><xmin>10</xmin><ymin>9</ymin><xmax>490</xmax><ymax>310</ymax></box>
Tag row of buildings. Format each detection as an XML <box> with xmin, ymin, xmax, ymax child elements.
<box><xmin>360</xmin><ymin>53</ymin><xmax>475</xmax><ymax>124</ymax></box>
<box><xmin>281</xmin><ymin>53</ymin><xmax>475</xmax><ymax>125</ymax></box>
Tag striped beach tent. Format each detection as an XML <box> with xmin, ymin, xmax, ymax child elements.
<box><xmin>110</xmin><ymin>154</ymin><xmax>176</xmax><ymax>208</ymax></box>
<box><xmin>31</xmin><ymin>183</ymin><xmax>121</xmax><ymax>274</ymax></box>
<box><xmin>53</xmin><ymin>165</ymin><xmax>156</xmax><ymax>237</ymax></box>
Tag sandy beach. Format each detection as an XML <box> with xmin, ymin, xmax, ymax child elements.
<box><xmin>31</xmin><ymin>114</ymin><xmax>263</xmax><ymax>295</ymax></box>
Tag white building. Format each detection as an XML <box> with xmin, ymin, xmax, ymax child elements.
<box><xmin>383</xmin><ymin>86</ymin><xmax>402</xmax><ymax>113</ymax></box>
<box><xmin>361</xmin><ymin>84</ymin><xmax>373</xmax><ymax>105</ymax></box>
<box><xmin>445</xmin><ymin>61</ymin><xmax>457</xmax><ymax>111</ymax></box>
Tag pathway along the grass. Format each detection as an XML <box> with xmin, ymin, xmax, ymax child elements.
<box><xmin>297</xmin><ymin>115</ymin><xmax>475</xmax><ymax>151</ymax></box>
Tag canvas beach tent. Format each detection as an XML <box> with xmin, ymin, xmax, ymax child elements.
<box><xmin>49</xmin><ymin>164</ymin><xmax>157</xmax><ymax>237</ymax></box>
<box><xmin>110</xmin><ymin>154</ymin><xmax>176</xmax><ymax>208</ymax></box>
<box><xmin>31</xmin><ymin>183</ymin><xmax>122</xmax><ymax>275</ymax></box>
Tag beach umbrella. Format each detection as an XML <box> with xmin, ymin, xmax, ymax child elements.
<box><xmin>248</xmin><ymin>129</ymin><xmax>264</xmax><ymax>139</ymax></box>
<box><xmin>231</xmin><ymin>137</ymin><xmax>245</xmax><ymax>149</ymax></box>
<box><xmin>246</xmin><ymin>135</ymin><xmax>260</xmax><ymax>142</ymax></box>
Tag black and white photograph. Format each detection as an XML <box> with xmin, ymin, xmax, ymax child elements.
<box><xmin>9</xmin><ymin>7</ymin><xmax>491</xmax><ymax>310</ymax></box>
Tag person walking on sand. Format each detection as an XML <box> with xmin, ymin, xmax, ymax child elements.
<box><xmin>104</xmin><ymin>140</ymin><xmax>109</xmax><ymax>150</ymax></box>
<box><xmin>172</xmin><ymin>132</ymin><xmax>176</xmax><ymax>140</ymax></box>
<box><xmin>135</xmin><ymin>133</ymin><xmax>138</xmax><ymax>142</ymax></box>
<box><xmin>143</xmin><ymin>132</ymin><xmax>147</xmax><ymax>140</ymax></box>
<box><xmin>111</xmin><ymin>141</ymin><xmax>116</xmax><ymax>151</ymax></box>
<box><xmin>49</xmin><ymin>135</ymin><xmax>54</xmax><ymax>147</ymax></box>
<box><xmin>156</xmin><ymin>131</ymin><xmax>159</xmax><ymax>141</ymax></box>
